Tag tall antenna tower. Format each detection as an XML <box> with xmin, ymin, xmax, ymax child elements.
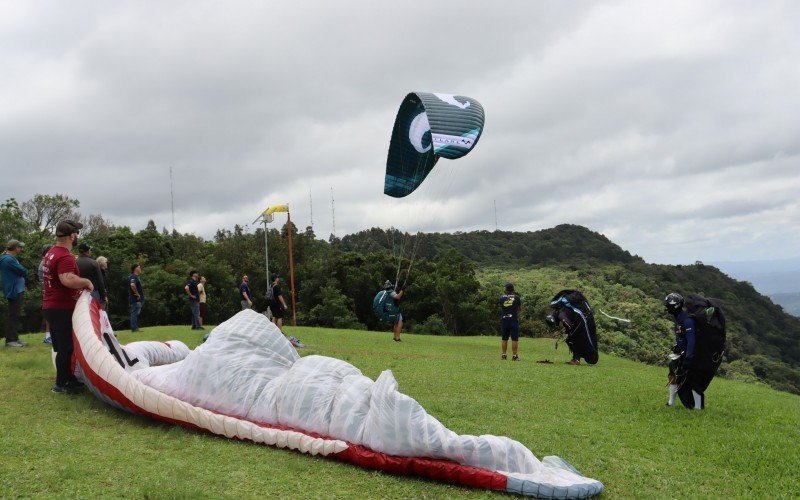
<box><xmin>309</xmin><ymin>188</ymin><xmax>314</xmax><ymax>231</ymax></box>
<box><xmin>330</xmin><ymin>187</ymin><xmax>336</xmax><ymax>238</ymax></box>
<box><xmin>493</xmin><ymin>199</ymin><xmax>498</xmax><ymax>231</ymax></box>
<box><xmin>170</xmin><ymin>166</ymin><xmax>176</xmax><ymax>232</ymax></box>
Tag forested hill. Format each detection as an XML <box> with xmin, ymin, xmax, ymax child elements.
<box><xmin>339</xmin><ymin>224</ymin><xmax>641</xmax><ymax>267</ymax></box>
<box><xmin>338</xmin><ymin>224</ymin><xmax>800</xmax><ymax>393</ymax></box>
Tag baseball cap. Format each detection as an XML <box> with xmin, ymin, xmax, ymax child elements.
<box><xmin>6</xmin><ymin>239</ymin><xmax>24</xmax><ymax>251</ymax></box>
<box><xmin>78</xmin><ymin>243</ymin><xmax>91</xmax><ymax>252</ymax></box>
<box><xmin>55</xmin><ymin>220</ymin><xmax>83</xmax><ymax>237</ymax></box>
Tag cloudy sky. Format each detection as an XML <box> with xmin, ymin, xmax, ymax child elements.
<box><xmin>2</xmin><ymin>1</ymin><xmax>798</xmax><ymax>264</ymax></box>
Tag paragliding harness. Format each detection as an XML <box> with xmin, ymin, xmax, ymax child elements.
<box><xmin>674</xmin><ymin>294</ymin><xmax>727</xmax><ymax>408</ymax></box>
<box><xmin>373</xmin><ymin>287</ymin><xmax>400</xmax><ymax>324</ymax></box>
<box><xmin>549</xmin><ymin>290</ymin><xmax>599</xmax><ymax>365</ymax></box>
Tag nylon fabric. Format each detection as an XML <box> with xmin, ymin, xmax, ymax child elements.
<box><xmin>72</xmin><ymin>294</ymin><xmax>603</xmax><ymax>498</ymax></box>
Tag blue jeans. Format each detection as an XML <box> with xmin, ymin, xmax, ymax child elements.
<box><xmin>130</xmin><ymin>301</ymin><xmax>143</xmax><ymax>331</ymax></box>
<box><xmin>189</xmin><ymin>300</ymin><xmax>200</xmax><ymax>328</ymax></box>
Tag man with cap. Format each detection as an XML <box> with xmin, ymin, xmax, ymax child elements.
<box><xmin>76</xmin><ymin>242</ymin><xmax>107</xmax><ymax>306</ymax></box>
<box><xmin>43</xmin><ymin>220</ymin><xmax>93</xmax><ymax>393</ymax></box>
<box><xmin>499</xmin><ymin>283</ymin><xmax>522</xmax><ymax>361</ymax></box>
<box><xmin>1</xmin><ymin>239</ymin><xmax>28</xmax><ymax>347</ymax></box>
<box><xmin>268</xmin><ymin>273</ymin><xmax>288</xmax><ymax>329</ymax></box>
<box><xmin>239</xmin><ymin>274</ymin><xmax>252</xmax><ymax>310</ymax></box>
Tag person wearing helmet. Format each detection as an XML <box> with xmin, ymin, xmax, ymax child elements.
<box><xmin>664</xmin><ymin>292</ymin><xmax>700</xmax><ymax>409</ymax></box>
<box><xmin>383</xmin><ymin>280</ymin><xmax>405</xmax><ymax>342</ymax></box>
<box><xmin>499</xmin><ymin>283</ymin><xmax>522</xmax><ymax>361</ymax></box>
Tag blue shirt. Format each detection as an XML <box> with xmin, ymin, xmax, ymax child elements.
<box><xmin>129</xmin><ymin>274</ymin><xmax>143</xmax><ymax>304</ymax></box>
<box><xmin>187</xmin><ymin>279</ymin><xmax>199</xmax><ymax>301</ymax></box>
<box><xmin>239</xmin><ymin>282</ymin><xmax>250</xmax><ymax>301</ymax></box>
<box><xmin>499</xmin><ymin>293</ymin><xmax>521</xmax><ymax>320</ymax></box>
<box><xmin>674</xmin><ymin>311</ymin><xmax>696</xmax><ymax>359</ymax></box>
<box><xmin>0</xmin><ymin>252</ymin><xmax>28</xmax><ymax>300</ymax></box>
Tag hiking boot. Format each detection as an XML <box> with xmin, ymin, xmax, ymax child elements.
<box><xmin>512</xmin><ymin>355</ymin><xmax>519</xmax><ymax>361</ymax></box>
<box><xmin>501</xmin><ymin>354</ymin><xmax>507</xmax><ymax>360</ymax></box>
<box><xmin>567</xmin><ymin>359</ymin><xmax>580</xmax><ymax>365</ymax></box>
<box><xmin>5</xmin><ymin>341</ymin><xmax>26</xmax><ymax>348</ymax></box>
<box><xmin>52</xmin><ymin>384</ymin><xmax>81</xmax><ymax>394</ymax></box>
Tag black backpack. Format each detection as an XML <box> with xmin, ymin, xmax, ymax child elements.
<box><xmin>684</xmin><ymin>294</ymin><xmax>726</xmax><ymax>372</ymax></box>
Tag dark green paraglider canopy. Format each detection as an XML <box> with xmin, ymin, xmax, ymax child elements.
<box><xmin>385</xmin><ymin>92</ymin><xmax>485</xmax><ymax>198</ymax></box>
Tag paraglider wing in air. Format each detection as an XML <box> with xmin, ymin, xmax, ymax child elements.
<box><xmin>385</xmin><ymin>92</ymin><xmax>485</xmax><ymax>198</ymax></box>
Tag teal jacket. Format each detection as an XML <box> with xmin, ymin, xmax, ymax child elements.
<box><xmin>0</xmin><ymin>252</ymin><xmax>28</xmax><ymax>300</ymax></box>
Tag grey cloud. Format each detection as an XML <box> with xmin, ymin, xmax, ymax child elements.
<box><xmin>1</xmin><ymin>1</ymin><xmax>799</xmax><ymax>264</ymax></box>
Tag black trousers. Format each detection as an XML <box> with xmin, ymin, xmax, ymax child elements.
<box><xmin>4</xmin><ymin>297</ymin><xmax>21</xmax><ymax>343</ymax></box>
<box><xmin>43</xmin><ymin>308</ymin><xmax>78</xmax><ymax>387</ymax></box>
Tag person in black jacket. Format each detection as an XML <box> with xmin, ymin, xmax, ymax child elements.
<box><xmin>76</xmin><ymin>243</ymin><xmax>107</xmax><ymax>305</ymax></box>
<box><xmin>499</xmin><ymin>283</ymin><xmax>521</xmax><ymax>361</ymax></box>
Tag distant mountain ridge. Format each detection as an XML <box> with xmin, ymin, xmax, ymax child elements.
<box><xmin>712</xmin><ymin>258</ymin><xmax>800</xmax><ymax>294</ymax></box>
<box><xmin>771</xmin><ymin>293</ymin><xmax>800</xmax><ymax>317</ymax></box>
<box><xmin>337</xmin><ymin>224</ymin><xmax>800</xmax><ymax>393</ymax></box>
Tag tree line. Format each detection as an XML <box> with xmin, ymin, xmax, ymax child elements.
<box><xmin>2</xmin><ymin>194</ymin><xmax>798</xmax><ymax>394</ymax></box>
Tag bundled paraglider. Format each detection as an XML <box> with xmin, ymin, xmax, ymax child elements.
<box><xmin>546</xmin><ymin>290</ymin><xmax>599</xmax><ymax>365</ymax></box>
<box><xmin>70</xmin><ymin>293</ymin><xmax>604</xmax><ymax>498</ymax></box>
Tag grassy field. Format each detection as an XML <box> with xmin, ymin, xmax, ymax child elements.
<box><xmin>2</xmin><ymin>325</ymin><xmax>799</xmax><ymax>498</ymax></box>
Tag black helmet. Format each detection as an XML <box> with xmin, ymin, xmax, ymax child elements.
<box><xmin>664</xmin><ymin>293</ymin><xmax>684</xmax><ymax>314</ymax></box>
<box><xmin>505</xmin><ymin>282</ymin><xmax>514</xmax><ymax>293</ymax></box>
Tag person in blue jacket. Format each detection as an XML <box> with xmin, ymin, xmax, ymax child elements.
<box><xmin>1</xmin><ymin>239</ymin><xmax>28</xmax><ymax>347</ymax></box>
<box><xmin>664</xmin><ymin>293</ymin><xmax>699</xmax><ymax>408</ymax></box>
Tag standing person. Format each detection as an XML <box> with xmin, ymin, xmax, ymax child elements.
<box><xmin>38</xmin><ymin>245</ymin><xmax>53</xmax><ymax>344</ymax></box>
<box><xmin>43</xmin><ymin>220</ymin><xmax>93</xmax><ymax>394</ymax></box>
<box><xmin>664</xmin><ymin>292</ymin><xmax>702</xmax><ymax>409</ymax></box>
<box><xmin>239</xmin><ymin>274</ymin><xmax>252</xmax><ymax>310</ymax></box>
<box><xmin>1</xmin><ymin>239</ymin><xmax>28</xmax><ymax>348</ymax></box>
<box><xmin>129</xmin><ymin>264</ymin><xmax>144</xmax><ymax>332</ymax></box>
<box><xmin>96</xmin><ymin>256</ymin><xmax>109</xmax><ymax>309</ymax></box>
<box><xmin>267</xmin><ymin>274</ymin><xmax>289</xmax><ymax>329</ymax></box>
<box><xmin>198</xmin><ymin>275</ymin><xmax>207</xmax><ymax>328</ymax></box>
<box><xmin>373</xmin><ymin>280</ymin><xmax>404</xmax><ymax>342</ymax></box>
<box><xmin>185</xmin><ymin>270</ymin><xmax>202</xmax><ymax>330</ymax></box>
<box><xmin>76</xmin><ymin>243</ymin><xmax>107</xmax><ymax>305</ymax></box>
<box><xmin>499</xmin><ymin>283</ymin><xmax>522</xmax><ymax>361</ymax></box>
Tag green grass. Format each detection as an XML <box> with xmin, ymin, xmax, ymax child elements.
<box><xmin>2</xmin><ymin>325</ymin><xmax>799</xmax><ymax>498</ymax></box>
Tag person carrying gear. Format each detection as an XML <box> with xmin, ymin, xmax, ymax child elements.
<box><xmin>664</xmin><ymin>292</ymin><xmax>726</xmax><ymax>410</ymax></box>
<box><xmin>546</xmin><ymin>290</ymin><xmax>599</xmax><ymax>365</ymax></box>
<box><xmin>372</xmin><ymin>280</ymin><xmax>404</xmax><ymax>342</ymax></box>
